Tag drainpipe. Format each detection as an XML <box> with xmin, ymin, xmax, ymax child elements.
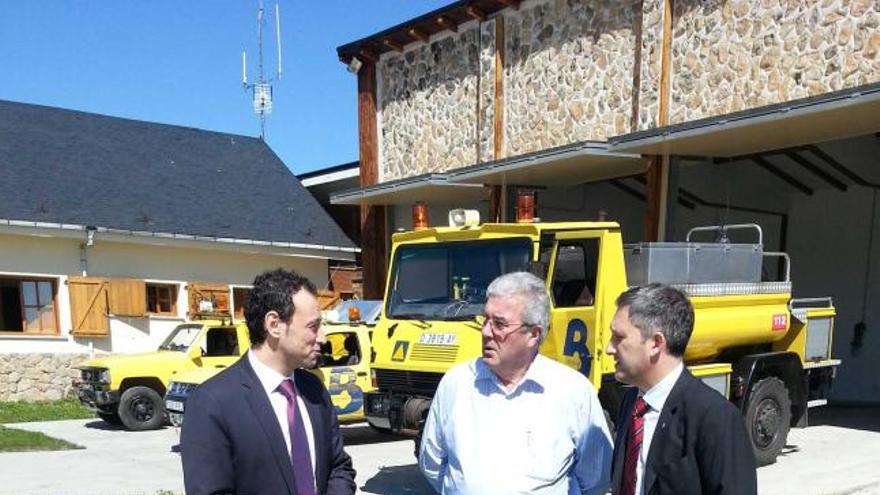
<box><xmin>80</xmin><ymin>226</ymin><xmax>97</xmax><ymax>276</ymax></box>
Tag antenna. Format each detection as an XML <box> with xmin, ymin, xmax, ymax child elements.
<box><xmin>241</xmin><ymin>0</ymin><xmax>283</xmax><ymax>139</ymax></box>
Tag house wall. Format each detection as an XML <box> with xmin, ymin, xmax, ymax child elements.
<box><xmin>0</xmin><ymin>232</ymin><xmax>329</xmax><ymax>400</ymax></box>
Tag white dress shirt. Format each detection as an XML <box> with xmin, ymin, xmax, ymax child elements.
<box><xmin>247</xmin><ymin>350</ymin><xmax>317</xmax><ymax>486</ymax></box>
<box><xmin>419</xmin><ymin>354</ymin><xmax>613</xmax><ymax>495</ymax></box>
<box><xmin>635</xmin><ymin>362</ymin><xmax>684</xmax><ymax>495</ymax></box>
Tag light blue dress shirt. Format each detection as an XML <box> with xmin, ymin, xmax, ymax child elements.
<box><xmin>419</xmin><ymin>355</ymin><xmax>612</xmax><ymax>495</ymax></box>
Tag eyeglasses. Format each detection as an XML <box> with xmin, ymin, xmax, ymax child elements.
<box><xmin>474</xmin><ymin>314</ymin><xmax>530</xmax><ymax>338</ymax></box>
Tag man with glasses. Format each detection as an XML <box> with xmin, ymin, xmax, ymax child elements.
<box><xmin>419</xmin><ymin>271</ymin><xmax>612</xmax><ymax>494</ymax></box>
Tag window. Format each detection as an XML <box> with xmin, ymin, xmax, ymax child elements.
<box><xmin>551</xmin><ymin>240</ymin><xmax>600</xmax><ymax>308</ymax></box>
<box><xmin>232</xmin><ymin>287</ymin><xmax>252</xmax><ymax>320</ymax></box>
<box><xmin>204</xmin><ymin>327</ymin><xmax>240</xmax><ymax>357</ymax></box>
<box><xmin>0</xmin><ymin>277</ymin><xmax>58</xmax><ymax>335</ymax></box>
<box><xmin>146</xmin><ymin>283</ymin><xmax>178</xmax><ymax>315</ymax></box>
<box><xmin>320</xmin><ymin>332</ymin><xmax>361</xmax><ymax>367</ymax></box>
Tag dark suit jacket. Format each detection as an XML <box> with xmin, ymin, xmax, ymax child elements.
<box><xmin>181</xmin><ymin>355</ymin><xmax>356</xmax><ymax>495</ymax></box>
<box><xmin>610</xmin><ymin>369</ymin><xmax>757</xmax><ymax>495</ymax></box>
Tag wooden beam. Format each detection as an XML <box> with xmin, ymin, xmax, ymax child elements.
<box><xmin>498</xmin><ymin>0</ymin><xmax>521</xmax><ymax>10</ymax></box>
<box><xmin>466</xmin><ymin>5</ymin><xmax>486</xmax><ymax>21</ymax></box>
<box><xmin>658</xmin><ymin>0</ymin><xmax>673</xmax><ymax>126</ymax></box>
<box><xmin>494</xmin><ymin>15</ymin><xmax>505</xmax><ymax>160</ymax></box>
<box><xmin>383</xmin><ymin>38</ymin><xmax>403</xmax><ymax>52</ymax></box>
<box><xmin>751</xmin><ymin>156</ymin><xmax>814</xmax><ymax>195</ymax></box>
<box><xmin>358</xmin><ymin>48</ymin><xmax>378</xmax><ymax>63</ymax></box>
<box><xmin>785</xmin><ymin>151</ymin><xmax>848</xmax><ymax>191</ymax></box>
<box><xmin>408</xmin><ymin>27</ymin><xmax>430</xmax><ymax>44</ymax></box>
<box><xmin>437</xmin><ymin>16</ymin><xmax>458</xmax><ymax>33</ymax></box>
<box><xmin>805</xmin><ymin>145</ymin><xmax>875</xmax><ymax>187</ymax></box>
<box><xmin>643</xmin><ymin>156</ymin><xmax>663</xmax><ymax>241</ymax></box>
<box><xmin>357</xmin><ymin>62</ymin><xmax>387</xmax><ymax>299</ymax></box>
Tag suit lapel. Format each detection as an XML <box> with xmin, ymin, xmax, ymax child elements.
<box><xmin>240</xmin><ymin>357</ymin><xmax>296</xmax><ymax>495</ymax></box>
<box><xmin>295</xmin><ymin>370</ymin><xmax>326</xmax><ymax>491</ymax></box>
<box><xmin>642</xmin><ymin>370</ymin><xmax>691</xmax><ymax>495</ymax></box>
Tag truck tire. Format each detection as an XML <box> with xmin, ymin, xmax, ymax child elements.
<box><xmin>118</xmin><ymin>386</ymin><xmax>165</xmax><ymax>431</ymax></box>
<box><xmin>745</xmin><ymin>377</ymin><xmax>791</xmax><ymax>466</ymax></box>
<box><xmin>97</xmin><ymin>411</ymin><xmax>123</xmax><ymax>426</ymax></box>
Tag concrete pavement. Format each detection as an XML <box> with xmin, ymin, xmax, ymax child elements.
<box><xmin>1</xmin><ymin>406</ymin><xmax>878</xmax><ymax>495</ymax></box>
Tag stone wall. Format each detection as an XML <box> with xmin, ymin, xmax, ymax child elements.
<box><xmin>670</xmin><ymin>0</ymin><xmax>880</xmax><ymax>124</ymax></box>
<box><xmin>0</xmin><ymin>353</ymin><xmax>87</xmax><ymax>401</ymax></box>
<box><xmin>376</xmin><ymin>0</ymin><xmax>641</xmax><ymax>181</ymax></box>
<box><xmin>504</xmin><ymin>0</ymin><xmax>639</xmax><ymax>154</ymax></box>
<box><xmin>378</xmin><ymin>24</ymin><xmax>487</xmax><ymax>182</ymax></box>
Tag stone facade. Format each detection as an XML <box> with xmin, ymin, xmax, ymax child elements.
<box><xmin>670</xmin><ymin>0</ymin><xmax>880</xmax><ymax>124</ymax></box>
<box><xmin>504</xmin><ymin>0</ymin><xmax>638</xmax><ymax>154</ymax></box>
<box><xmin>378</xmin><ymin>25</ymin><xmax>485</xmax><ymax>181</ymax></box>
<box><xmin>0</xmin><ymin>353</ymin><xmax>86</xmax><ymax>401</ymax></box>
<box><xmin>375</xmin><ymin>0</ymin><xmax>880</xmax><ymax>182</ymax></box>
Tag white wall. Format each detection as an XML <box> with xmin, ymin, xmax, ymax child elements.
<box><xmin>0</xmin><ymin>232</ymin><xmax>329</xmax><ymax>355</ymax></box>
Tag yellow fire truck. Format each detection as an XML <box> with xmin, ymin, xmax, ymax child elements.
<box><xmin>364</xmin><ymin>208</ymin><xmax>839</xmax><ymax>466</ymax></box>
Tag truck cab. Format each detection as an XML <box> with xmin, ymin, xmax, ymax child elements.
<box><xmin>75</xmin><ymin>319</ymin><xmax>248</xmax><ymax>430</ymax></box>
<box><xmin>365</xmin><ymin>215</ymin><xmax>839</xmax><ymax>465</ymax></box>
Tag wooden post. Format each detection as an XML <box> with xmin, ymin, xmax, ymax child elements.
<box><xmin>644</xmin><ymin>0</ymin><xmax>674</xmax><ymax>241</ymax></box>
<box><xmin>358</xmin><ymin>61</ymin><xmax>387</xmax><ymax>300</ymax></box>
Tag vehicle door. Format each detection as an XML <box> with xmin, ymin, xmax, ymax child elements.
<box><xmin>543</xmin><ymin>230</ymin><xmax>603</xmax><ymax>388</ymax></box>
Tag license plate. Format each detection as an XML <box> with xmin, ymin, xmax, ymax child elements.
<box><xmin>165</xmin><ymin>400</ymin><xmax>184</xmax><ymax>412</ymax></box>
<box><xmin>419</xmin><ymin>333</ymin><xmax>457</xmax><ymax>345</ymax></box>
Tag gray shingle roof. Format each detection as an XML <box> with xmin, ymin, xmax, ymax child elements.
<box><xmin>0</xmin><ymin>99</ymin><xmax>355</xmax><ymax>250</ymax></box>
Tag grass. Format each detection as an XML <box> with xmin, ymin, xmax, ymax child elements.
<box><xmin>0</xmin><ymin>399</ymin><xmax>93</xmax><ymax>424</ymax></box>
<box><xmin>0</xmin><ymin>425</ymin><xmax>82</xmax><ymax>452</ymax></box>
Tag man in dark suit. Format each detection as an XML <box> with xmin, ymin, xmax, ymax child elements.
<box><xmin>181</xmin><ymin>269</ymin><xmax>356</xmax><ymax>495</ymax></box>
<box><xmin>606</xmin><ymin>284</ymin><xmax>756</xmax><ymax>495</ymax></box>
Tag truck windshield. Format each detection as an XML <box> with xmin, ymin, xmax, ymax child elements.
<box><xmin>387</xmin><ymin>238</ymin><xmax>532</xmax><ymax>320</ymax></box>
<box><xmin>158</xmin><ymin>324</ymin><xmax>203</xmax><ymax>351</ymax></box>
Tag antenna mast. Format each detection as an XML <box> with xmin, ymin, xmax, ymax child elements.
<box><xmin>242</xmin><ymin>0</ymin><xmax>283</xmax><ymax>139</ymax></box>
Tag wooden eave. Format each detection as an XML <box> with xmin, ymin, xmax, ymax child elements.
<box><xmin>336</xmin><ymin>0</ymin><xmax>513</xmax><ymax>64</ymax></box>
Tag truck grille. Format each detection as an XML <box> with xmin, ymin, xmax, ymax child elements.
<box><xmin>375</xmin><ymin>369</ymin><xmax>444</xmax><ymax>395</ymax></box>
<box><xmin>410</xmin><ymin>344</ymin><xmax>459</xmax><ymax>363</ymax></box>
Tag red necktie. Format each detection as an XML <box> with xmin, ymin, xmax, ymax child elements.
<box><xmin>277</xmin><ymin>379</ymin><xmax>317</xmax><ymax>495</ymax></box>
<box><xmin>621</xmin><ymin>396</ymin><xmax>651</xmax><ymax>495</ymax></box>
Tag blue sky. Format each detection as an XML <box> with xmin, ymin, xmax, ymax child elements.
<box><xmin>0</xmin><ymin>1</ymin><xmax>449</xmax><ymax>174</ymax></box>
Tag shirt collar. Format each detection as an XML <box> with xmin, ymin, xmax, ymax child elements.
<box><xmin>248</xmin><ymin>349</ymin><xmax>293</xmax><ymax>397</ymax></box>
<box><xmin>641</xmin><ymin>362</ymin><xmax>684</xmax><ymax>413</ymax></box>
<box><xmin>475</xmin><ymin>353</ymin><xmax>548</xmax><ymax>395</ymax></box>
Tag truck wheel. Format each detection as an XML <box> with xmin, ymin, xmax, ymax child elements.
<box><xmin>118</xmin><ymin>386</ymin><xmax>165</xmax><ymax>431</ymax></box>
<box><xmin>745</xmin><ymin>377</ymin><xmax>791</xmax><ymax>466</ymax></box>
<box><xmin>97</xmin><ymin>411</ymin><xmax>123</xmax><ymax>426</ymax></box>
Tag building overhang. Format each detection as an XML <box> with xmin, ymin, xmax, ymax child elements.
<box><xmin>447</xmin><ymin>141</ymin><xmax>645</xmax><ymax>187</ymax></box>
<box><xmin>331</xmin><ymin>174</ymin><xmax>488</xmax><ymax>206</ymax></box>
<box><xmin>330</xmin><ymin>141</ymin><xmax>644</xmax><ymax>206</ymax></box>
<box><xmin>610</xmin><ymin>83</ymin><xmax>880</xmax><ymax>158</ymax></box>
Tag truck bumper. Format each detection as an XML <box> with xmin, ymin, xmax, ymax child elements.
<box><xmin>364</xmin><ymin>391</ymin><xmax>431</xmax><ymax>433</ymax></box>
<box><xmin>75</xmin><ymin>383</ymin><xmax>119</xmax><ymax>413</ymax></box>
<box><xmin>164</xmin><ymin>392</ymin><xmax>189</xmax><ymax>427</ymax></box>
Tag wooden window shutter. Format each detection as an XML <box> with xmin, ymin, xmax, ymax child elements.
<box><xmin>188</xmin><ymin>283</ymin><xmax>231</xmax><ymax>318</ymax></box>
<box><xmin>68</xmin><ymin>276</ymin><xmax>110</xmax><ymax>336</ymax></box>
<box><xmin>107</xmin><ymin>278</ymin><xmax>147</xmax><ymax>317</ymax></box>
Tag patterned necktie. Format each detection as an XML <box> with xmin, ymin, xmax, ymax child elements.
<box><xmin>621</xmin><ymin>396</ymin><xmax>651</xmax><ymax>495</ymax></box>
<box><xmin>277</xmin><ymin>379</ymin><xmax>317</xmax><ymax>495</ymax></box>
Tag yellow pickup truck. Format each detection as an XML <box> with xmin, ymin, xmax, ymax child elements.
<box><xmin>164</xmin><ymin>299</ymin><xmax>380</xmax><ymax>426</ymax></box>
<box><xmin>76</xmin><ymin>319</ymin><xmax>248</xmax><ymax>430</ymax></box>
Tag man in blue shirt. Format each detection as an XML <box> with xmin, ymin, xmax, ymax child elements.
<box><xmin>419</xmin><ymin>271</ymin><xmax>612</xmax><ymax>495</ymax></box>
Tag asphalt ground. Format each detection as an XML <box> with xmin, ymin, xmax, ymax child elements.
<box><xmin>1</xmin><ymin>406</ymin><xmax>878</xmax><ymax>495</ymax></box>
